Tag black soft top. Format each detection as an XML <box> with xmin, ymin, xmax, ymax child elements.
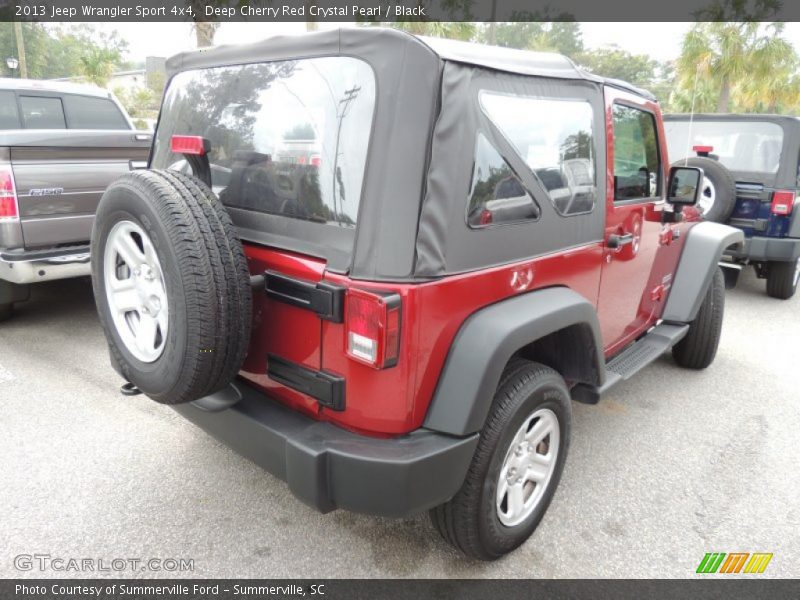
<box><xmin>166</xmin><ymin>27</ymin><xmax>655</xmax><ymax>101</ymax></box>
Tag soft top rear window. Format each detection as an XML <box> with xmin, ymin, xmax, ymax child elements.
<box><xmin>664</xmin><ymin>119</ymin><xmax>784</xmax><ymax>174</ymax></box>
<box><xmin>152</xmin><ymin>57</ymin><xmax>376</xmax><ymax>261</ymax></box>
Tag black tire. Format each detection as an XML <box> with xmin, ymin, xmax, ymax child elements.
<box><xmin>765</xmin><ymin>259</ymin><xmax>799</xmax><ymax>300</ymax></box>
<box><xmin>674</xmin><ymin>157</ymin><xmax>736</xmax><ymax>223</ymax></box>
<box><xmin>672</xmin><ymin>268</ymin><xmax>725</xmax><ymax>369</ymax></box>
<box><xmin>430</xmin><ymin>360</ymin><xmax>571</xmax><ymax>560</ymax></box>
<box><xmin>91</xmin><ymin>170</ymin><xmax>252</xmax><ymax>404</ymax></box>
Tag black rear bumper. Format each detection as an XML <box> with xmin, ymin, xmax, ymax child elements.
<box><xmin>173</xmin><ymin>383</ymin><xmax>478</xmax><ymax>518</ymax></box>
<box><xmin>725</xmin><ymin>236</ymin><xmax>800</xmax><ymax>262</ymax></box>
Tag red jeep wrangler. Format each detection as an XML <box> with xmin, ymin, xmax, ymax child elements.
<box><xmin>90</xmin><ymin>29</ymin><xmax>743</xmax><ymax>560</ymax></box>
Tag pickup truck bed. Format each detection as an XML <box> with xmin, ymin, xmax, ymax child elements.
<box><xmin>0</xmin><ymin>129</ymin><xmax>151</xmax><ymax>285</ymax></box>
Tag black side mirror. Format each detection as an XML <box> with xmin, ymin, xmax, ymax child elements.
<box><xmin>667</xmin><ymin>166</ymin><xmax>703</xmax><ymax>206</ymax></box>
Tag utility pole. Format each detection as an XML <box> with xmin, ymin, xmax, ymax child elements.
<box><xmin>13</xmin><ymin>22</ymin><xmax>28</xmax><ymax>78</ymax></box>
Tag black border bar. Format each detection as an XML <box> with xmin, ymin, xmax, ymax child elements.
<box><xmin>6</xmin><ymin>0</ymin><xmax>800</xmax><ymax>22</ymax></box>
<box><xmin>3</xmin><ymin>579</ymin><xmax>799</xmax><ymax>600</ymax></box>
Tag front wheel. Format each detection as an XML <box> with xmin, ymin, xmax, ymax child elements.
<box><xmin>765</xmin><ymin>258</ymin><xmax>800</xmax><ymax>300</ymax></box>
<box><xmin>429</xmin><ymin>360</ymin><xmax>571</xmax><ymax>560</ymax></box>
<box><xmin>672</xmin><ymin>267</ymin><xmax>725</xmax><ymax>369</ymax></box>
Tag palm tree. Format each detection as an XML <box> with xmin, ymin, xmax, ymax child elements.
<box><xmin>78</xmin><ymin>46</ymin><xmax>120</xmax><ymax>87</ymax></box>
<box><xmin>188</xmin><ymin>0</ymin><xmax>220</xmax><ymax>47</ymax></box>
<box><xmin>676</xmin><ymin>22</ymin><xmax>794</xmax><ymax>113</ymax></box>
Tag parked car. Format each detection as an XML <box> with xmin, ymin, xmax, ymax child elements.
<box><xmin>663</xmin><ymin>114</ymin><xmax>800</xmax><ymax>298</ymax></box>
<box><xmin>0</xmin><ymin>78</ymin><xmax>152</xmax><ymax>320</ymax></box>
<box><xmin>90</xmin><ymin>29</ymin><xmax>743</xmax><ymax>560</ymax></box>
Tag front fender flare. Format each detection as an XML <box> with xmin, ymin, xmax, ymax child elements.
<box><xmin>662</xmin><ymin>221</ymin><xmax>744</xmax><ymax>323</ymax></box>
<box><xmin>423</xmin><ymin>287</ymin><xmax>604</xmax><ymax>437</ymax></box>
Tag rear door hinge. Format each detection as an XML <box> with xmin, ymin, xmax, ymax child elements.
<box><xmin>264</xmin><ymin>271</ymin><xmax>345</xmax><ymax>323</ymax></box>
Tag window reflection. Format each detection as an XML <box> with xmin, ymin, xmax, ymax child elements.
<box><xmin>480</xmin><ymin>92</ymin><xmax>596</xmax><ymax>216</ymax></box>
<box><xmin>612</xmin><ymin>104</ymin><xmax>660</xmax><ymax>201</ymax></box>
<box><xmin>153</xmin><ymin>58</ymin><xmax>375</xmax><ymax>228</ymax></box>
<box><xmin>468</xmin><ymin>134</ymin><xmax>540</xmax><ymax>228</ymax></box>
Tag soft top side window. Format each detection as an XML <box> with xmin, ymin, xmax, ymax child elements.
<box><xmin>480</xmin><ymin>91</ymin><xmax>597</xmax><ymax>216</ymax></box>
<box><xmin>612</xmin><ymin>104</ymin><xmax>661</xmax><ymax>201</ymax></box>
<box><xmin>467</xmin><ymin>133</ymin><xmax>540</xmax><ymax>228</ymax></box>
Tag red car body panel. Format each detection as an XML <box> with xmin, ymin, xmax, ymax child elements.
<box><xmin>236</xmin><ymin>86</ymin><xmax>701</xmax><ymax>438</ymax></box>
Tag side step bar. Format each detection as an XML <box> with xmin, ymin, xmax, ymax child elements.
<box><xmin>572</xmin><ymin>322</ymin><xmax>690</xmax><ymax>404</ymax></box>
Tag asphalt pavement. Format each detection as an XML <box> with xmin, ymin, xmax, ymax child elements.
<box><xmin>1</xmin><ymin>269</ymin><xmax>798</xmax><ymax>578</ymax></box>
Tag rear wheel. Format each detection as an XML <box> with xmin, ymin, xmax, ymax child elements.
<box><xmin>430</xmin><ymin>361</ymin><xmax>571</xmax><ymax>560</ymax></box>
<box><xmin>765</xmin><ymin>258</ymin><xmax>800</xmax><ymax>300</ymax></box>
<box><xmin>672</xmin><ymin>268</ymin><xmax>725</xmax><ymax>369</ymax></box>
<box><xmin>91</xmin><ymin>170</ymin><xmax>252</xmax><ymax>404</ymax></box>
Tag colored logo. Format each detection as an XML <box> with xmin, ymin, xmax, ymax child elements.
<box><xmin>696</xmin><ymin>552</ymin><xmax>773</xmax><ymax>574</ymax></box>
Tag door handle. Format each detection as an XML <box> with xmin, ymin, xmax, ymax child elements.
<box><xmin>607</xmin><ymin>233</ymin><xmax>635</xmax><ymax>249</ymax></box>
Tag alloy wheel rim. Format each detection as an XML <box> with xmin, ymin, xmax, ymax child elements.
<box><xmin>103</xmin><ymin>221</ymin><xmax>169</xmax><ymax>363</ymax></box>
<box><xmin>496</xmin><ymin>407</ymin><xmax>560</xmax><ymax>527</ymax></box>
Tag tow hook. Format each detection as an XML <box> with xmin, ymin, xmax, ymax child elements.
<box><xmin>120</xmin><ymin>382</ymin><xmax>142</xmax><ymax>396</ymax></box>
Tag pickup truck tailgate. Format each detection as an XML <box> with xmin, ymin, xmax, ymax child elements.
<box><xmin>6</xmin><ymin>130</ymin><xmax>151</xmax><ymax>249</ymax></box>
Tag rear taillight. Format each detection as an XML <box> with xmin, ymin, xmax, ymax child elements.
<box><xmin>771</xmin><ymin>190</ymin><xmax>795</xmax><ymax>216</ymax></box>
<box><xmin>345</xmin><ymin>288</ymin><xmax>401</xmax><ymax>369</ymax></box>
<box><xmin>310</xmin><ymin>154</ymin><xmax>322</xmax><ymax>168</ymax></box>
<box><xmin>0</xmin><ymin>165</ymin><xmax>19</xmax><ymax>220</ymax></box>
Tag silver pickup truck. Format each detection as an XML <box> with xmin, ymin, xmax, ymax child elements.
<box><xmin>0</xmin><ymin>79</ymin><xmax>152</xmax><ymax>320</ymax></box>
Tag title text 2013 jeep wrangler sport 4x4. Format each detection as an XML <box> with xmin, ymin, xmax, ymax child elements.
<box><xmin>90</xmin><ymin>29</ymin><xmax>743</xmax><ymax>560</ymax></box>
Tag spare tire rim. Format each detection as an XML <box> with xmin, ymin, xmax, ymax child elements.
<box><xmin>104</xmin><ymin>220</ymin><xmax>168</xmax><ymax>363</ymax></box>
<box><xmin>496</xmin><ymin>407</ymin><xmax>560</xmax><ymax>527</ymax></box>
<box><xmin>697</xmin><ymin>176</ymin><xmax>716</xmax><ymax>216</ymax></box>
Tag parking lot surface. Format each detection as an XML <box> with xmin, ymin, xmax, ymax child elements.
<box><xmin>1</xmin><ymin>270</ymin><xmax>798</xmax><ymax>578</ymax></box>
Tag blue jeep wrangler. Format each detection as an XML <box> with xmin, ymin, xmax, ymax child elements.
<box><xmin>664</xmin><ymin>114</ymin><xmax>800</xmax><ymax>299</ymax></box>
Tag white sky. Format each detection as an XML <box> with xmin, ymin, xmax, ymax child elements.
<box><xmin>53</xmin><ymin>21</ymin><xmax>800</xmax><ymax>65</ymax></box>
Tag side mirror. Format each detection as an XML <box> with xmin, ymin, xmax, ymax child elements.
<box><xmin>667</xmin><ymin>166</ymin><xmax>703</xmax><ymax>206</ymax></box>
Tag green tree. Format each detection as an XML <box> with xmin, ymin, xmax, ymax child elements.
<box><xmin>576</xmin><ymin>45</ymin><xmax>658</xmax><ymax>89</ymax></box>
<box><xmin>675</xmin><ymin>20</ymin><xmax>794</xmax><ymax>112</ymax></box>
<box><xmin>366</xmin><ymin>21</ymin><xmax>476</xmax><ymax>41</ymax></box>
<box><xmin>478</xmin><ymin>20</ymin><xmax>584</xmax><ymax>57</ymax></box>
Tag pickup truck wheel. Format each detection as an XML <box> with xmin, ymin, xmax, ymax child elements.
<box><xmin>429</xmin><ymin>361</ymin><xmax>571</xmax><ymax>560</ymax></box>
<box><xmin>765</xmin><ymin>259</ymin><xmax>800</xmax><ymax>300</ymax></box>
<box><xmin>673</xmin><ymin>157</ymin><xmax>736</xmax><ymax>223</ymax></box>
<box><xmin>91</xmin><ymin>170</ymin><xmax>252</xmax><ymax>404</ymax></box>
<box><xmin>672</xmin><ymin>267</ymin><xmax>725</xmax><ymax>370</ymax></box>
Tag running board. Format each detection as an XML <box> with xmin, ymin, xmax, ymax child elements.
<box><xmin>572</xmin><ymin>323</ymin><xmax>690</xmax><ymax>404</ymax></box>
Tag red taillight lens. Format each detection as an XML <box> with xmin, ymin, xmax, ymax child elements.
<box><xmin>345</xmin><ymin>288</ymin><xmax>401</xmax><ymax>369</ymax></box>
<box><xmin>479</xmin><ymin>209</ymin><xmax>493</xmax><ymax>226</ymax></box>
<box><xmin>170</xmin><ymin>135</ymin><xmax>207</xmax><ymax>156</ymax></box>
<box><xmin>693</xmin><ymin>145</ymin><xmax>714</xmax><ymax>155</ymax></box>
<box><xmin>0</xmin><ymin>167</ymin><xmax>19</xmax><ymax>220</ymax></box>
<box><xmin>771</xmin><ymin>190</ymin><xmax>795</xmax><ymax>216</ymax></box>
<box><xmin>310</xmin><ymin>154</ymin><xmax>322</xmax><ymax>168</ymax></box>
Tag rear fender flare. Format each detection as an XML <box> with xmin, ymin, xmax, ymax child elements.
<box><xmin>423</xmin><ymin>286</ymin><xmax>604</xmax><ymax>437</ymax></box>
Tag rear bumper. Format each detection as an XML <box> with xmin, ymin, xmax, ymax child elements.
<box><xmin>173</xmin><ymin>383</ymin><xmax>479</xmax><ymax>518</ymax></box>
<box><xmin>0</xmin><ymin>246</ymin><xmax>91</xmax><ymax>284</ymax></box>
<box><xmin>725</xmin><ymin>236</ymin><xmax>800</xmax><ymax>262</ymax></box>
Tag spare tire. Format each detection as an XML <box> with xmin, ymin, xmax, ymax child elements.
<box><xmin>90</xmin><ymin>170</ymin><xmax>252</xmax><ymax>404</ymax></box>
<box><xmin>672</xmin><ymin>157</ymin><xmax>736</xmax><ymax>223</ymax></box>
